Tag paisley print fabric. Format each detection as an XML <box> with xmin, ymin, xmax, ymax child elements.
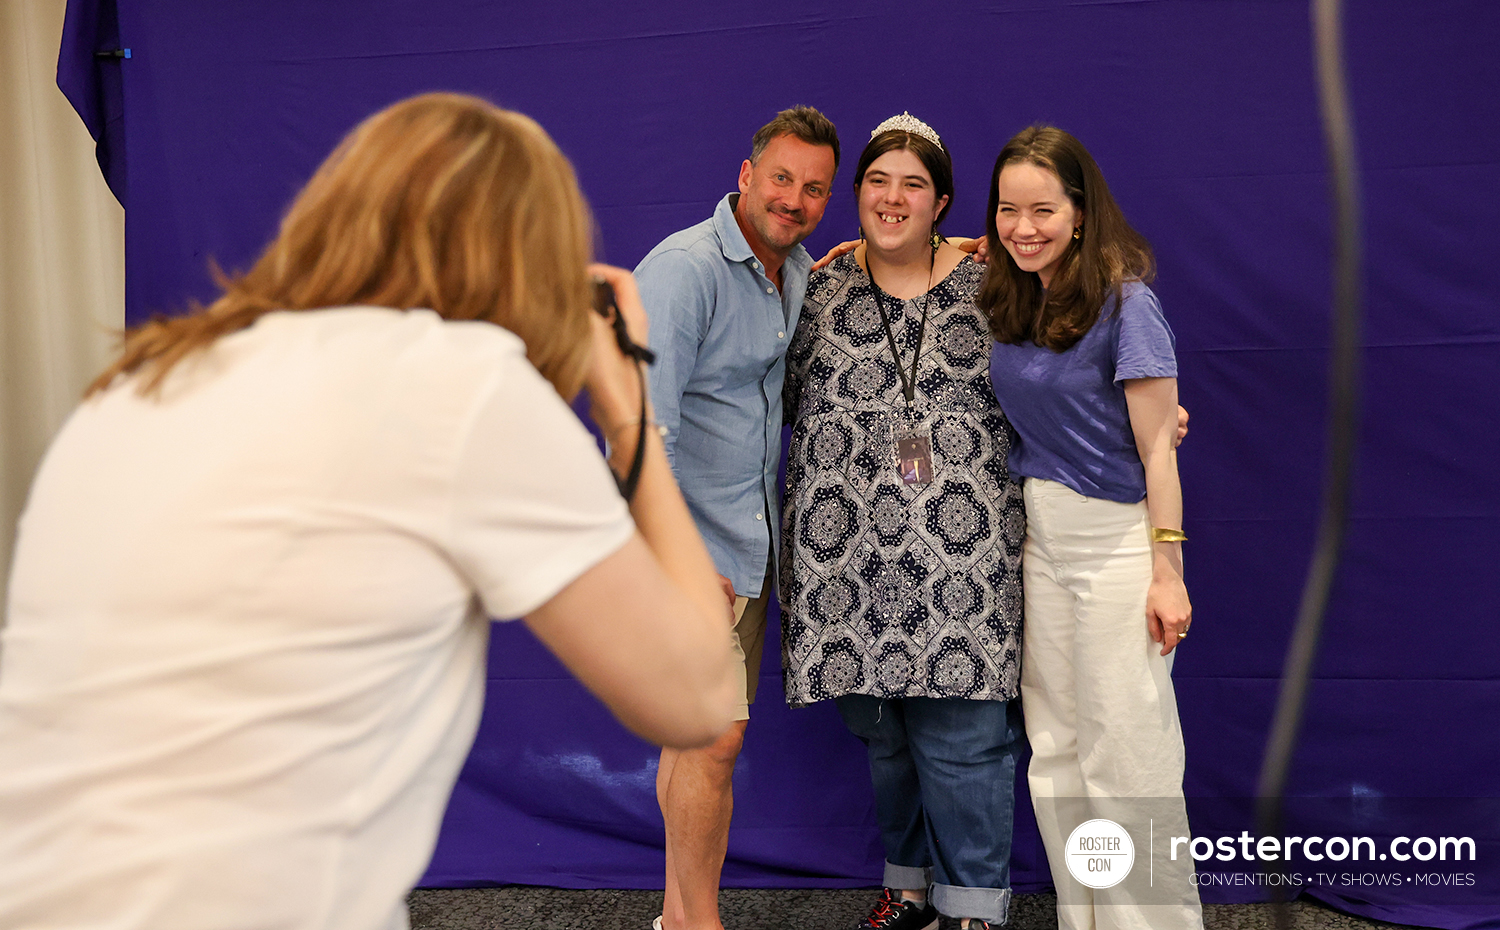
<box><xmin>780</xmin><ymin>253</ymin><xmax>1024</xmax><ymax>705</ymax></box>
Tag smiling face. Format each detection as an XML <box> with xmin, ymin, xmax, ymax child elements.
<box><xmin>857</xmin><ymin>148</ymin><xmax>949</xmax><ymax>262</ymax></box>
<box><xmin>993</xmin><ymin>161</ymin><xmax>1080</xmax><ymax>287</ymax></box>
<box><xmin>735</xmin><ymin>133</ymin><xmax>837</xmax><ymax>260</ymax></box>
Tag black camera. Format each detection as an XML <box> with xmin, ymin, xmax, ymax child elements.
<box><xmin>592</xmin><ymin>278</ymin><xmax>655</xmax><ymax>365</ymax></box>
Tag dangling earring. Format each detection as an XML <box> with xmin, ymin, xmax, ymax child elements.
<box><xmin>931</xmin><ymin>225</ymin><xmax>942</xmax><ymax>250</ymax></box>
<box><xmin>1072</xmin><ymin>227</ymin><xmax>1082</xmax><ymax>240</ymax></box>
<box><xmin>859</xmin><ymin>225</ymin><xmax>865</xmax><ymax>242</ymax></box>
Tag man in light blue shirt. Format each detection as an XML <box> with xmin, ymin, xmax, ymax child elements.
<box><xmin>634</xmin><ymin>106</ymin><xmax>839</xmax><ymax>930</ymax></box>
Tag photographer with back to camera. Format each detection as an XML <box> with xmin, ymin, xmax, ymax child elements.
<box><xmin>0</xmin><ymin>92</ymin><xmax>736</xmax><ymax>930</ymax></box>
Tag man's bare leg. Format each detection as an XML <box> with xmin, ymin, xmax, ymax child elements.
<box><xmin>658</xmin><ymin>720</ymin><xmax>747</xmax><ymax>930</ymax></box>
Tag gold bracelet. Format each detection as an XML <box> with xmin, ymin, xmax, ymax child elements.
<box><xmin>1151</xmin><ymin>527</ymin><xmax>1188</xmax><ymax>543</ymax></box>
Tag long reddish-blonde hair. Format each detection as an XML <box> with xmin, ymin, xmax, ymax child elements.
<box><xmin>90</xmin><ymin>92</ymin><xmax>596</xmax><ymax>399</ymax></box>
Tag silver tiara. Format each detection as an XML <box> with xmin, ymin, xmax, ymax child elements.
<box><xmin>870</xmin><ymin>112</ymin><xmax>942</xmax><ymax>150</ymax></box>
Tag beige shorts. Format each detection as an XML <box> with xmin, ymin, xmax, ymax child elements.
<box><xmin>728</xmin><ymin>585</ymin><xmax>772</xmax><ymax>721</ymax></box>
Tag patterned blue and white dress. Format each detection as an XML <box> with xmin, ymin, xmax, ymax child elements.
<box><xmin>780</xmin><ymin>253</ymin><xmax>1024</xmax><ymax>706</ymax></box>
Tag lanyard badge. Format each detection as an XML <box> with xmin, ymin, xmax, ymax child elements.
<box><xmin>894</xmin><ymin>424</ymin><xmax>934</xmax><ymax>487</ymax></box>
<box><xmin>868</xmin><ymin>262</ymin><xmax>937</xmax><ymax>489</ymax></box>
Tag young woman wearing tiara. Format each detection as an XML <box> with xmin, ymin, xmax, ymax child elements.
<box><xmin>781</xmin><ymin>113</ymin><xmax>1025</xmax><ymax>930</ymax></box>
<box><xmin>981</xmin><ymin>125</ymin><xmax>1202</xmax><ymax>930</ymax></box>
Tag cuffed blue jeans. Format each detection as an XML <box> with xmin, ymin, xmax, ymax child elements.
<box><xmin>836</xmin><ymin>694</ymin><xmax>1025</xmax><ymax>924</ymax></box>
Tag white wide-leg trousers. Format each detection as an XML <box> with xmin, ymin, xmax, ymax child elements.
<box><xmin>1020</xmin><ymin>478</ymin><xmax>1202</xmax><ymax>930</ymax></box>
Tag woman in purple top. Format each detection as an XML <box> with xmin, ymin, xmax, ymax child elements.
<box><xmin>980</xmin><ymin>126</ymin><xmax>1203</xmax><ymax>930</ymax></box>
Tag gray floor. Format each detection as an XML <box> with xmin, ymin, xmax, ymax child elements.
<box><xmin>407</xmin><ymin>888</ymin><xmax>1426</xmax><ymax>930</ymax></box>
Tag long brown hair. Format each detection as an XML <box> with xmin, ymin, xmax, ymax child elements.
<box><xmin>977</xmin><ymin>125</ymin><xmax>1154</xmax><ymax>351</ymax></box>
<box><xmin>89</xmin><ymin>93</ymin><xmax>596</xmax><ymax>399</ymax></box>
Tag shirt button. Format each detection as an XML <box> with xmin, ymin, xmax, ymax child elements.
<box><xmin>755</xmin><ymin>513</ymin><xmax>764</xmax><ymax>521</ymax></box>
<box><xmin>765</xmin><ymin>287</ymin><xmax>774</xmax><ymax>294</ymax></box>
<box><xmin>778</xmin><ymin>331</ymin><xmax>785</xmax><ymax>339</ymax></box>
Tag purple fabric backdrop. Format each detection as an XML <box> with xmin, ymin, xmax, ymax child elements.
<box><xmin>57</xmin><ymin>1</ymin><xmax>1500</xmax><ymax>927</ymax></box>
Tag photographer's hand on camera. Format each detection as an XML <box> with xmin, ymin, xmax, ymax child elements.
<box><xmin>585</xmin><ymin>264</ymin><xmax>653</xmax><ymax>452</ymax></box>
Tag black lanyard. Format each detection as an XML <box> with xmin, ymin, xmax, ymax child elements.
<box><xmin>866</xmin><ymin>254</ymin><xmax>935</xmax><ymax>414</ymax></box>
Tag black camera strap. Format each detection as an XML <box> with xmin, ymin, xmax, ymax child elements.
<box><xmin>594</xmin><ymin>280</ymin><xmax>656</xmax><ymax>504</ymax></box>
<box><xmin>614</xmin><ymin>361</ymin><xmax>650</xmax><ymax>503</ymax></box>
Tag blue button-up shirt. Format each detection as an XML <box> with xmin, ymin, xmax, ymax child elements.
<box><xmin>635</xmin><ymin>194</ymin><xmax>811</xmax><ymax>597</ymax></box>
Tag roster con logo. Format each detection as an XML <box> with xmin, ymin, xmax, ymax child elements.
<box><xmin>1065</xmin><ymin>819</ymin><xmax>1136</xmax><ymax>889</ymax></box>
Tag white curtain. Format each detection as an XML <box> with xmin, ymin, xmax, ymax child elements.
<box><xmin>0</xmin><ymin>0</ymin><xmax>125</xmax><ymax>614</ymax></box>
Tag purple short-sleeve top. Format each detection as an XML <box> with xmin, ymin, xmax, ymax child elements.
<box><xmin>987</xmin><ymin>281</ymin><xmax>1176</xmax><ymax>503</ymax></box>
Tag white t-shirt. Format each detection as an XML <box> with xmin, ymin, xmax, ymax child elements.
<box><xmin>0</xmin><ymin>308</ymin><xmax>633</xmax><ymax>929</ymax></box>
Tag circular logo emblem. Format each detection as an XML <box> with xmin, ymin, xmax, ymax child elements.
<box><xmin>1064</xmin><ymin>819</ymin><xmax>1135</xmax><ymax>889</ymax></box>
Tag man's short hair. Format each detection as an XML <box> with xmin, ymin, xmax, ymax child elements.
<box><xmin>749</xmin><ymin>106</ymin><xmax>840</xmax><ymax>173</ymax></box>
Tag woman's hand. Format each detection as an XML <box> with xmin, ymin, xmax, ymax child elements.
<box><xmin>584</xmin><ymin>263</ymin><xmax>652</xmax><ymax>439</ymax></box>
<box><xmin>1124</xmin><ymin>376</ymin><xmax>1191</xmax><ymax>657</ymax></box>
<box><xmin>1147</xmin><ymin>572</ymin><xmax>1192</xmax><ymax>657</ymax></box>
<box><xmin>811</xmin><ymin>239</ymin><xmax>860</xmax><ymax>271</ymax></box>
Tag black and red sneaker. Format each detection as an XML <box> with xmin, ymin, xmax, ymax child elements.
<box><xmin>857</xmin><ymin>888</ymin><xmax>939</xmax><ymax>930</ymax></box>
